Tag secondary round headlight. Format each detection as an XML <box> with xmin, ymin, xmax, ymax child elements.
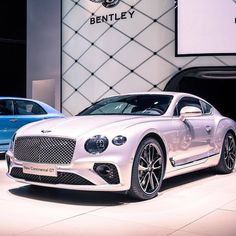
<box><xmin>112</xmin><ymin>135</ymin><xmax>127</xmax><ymax>146</ymax></box>
<box><xmin>85</xmin><ymin>135</ymin><xmax>109</xmax><ymax>154</ymax></box>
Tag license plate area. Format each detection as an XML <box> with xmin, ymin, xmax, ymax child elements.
<box><xmin>23</xmin><ymin>163</ymin><xmax>57</xmax><ymax>177</ymax></box>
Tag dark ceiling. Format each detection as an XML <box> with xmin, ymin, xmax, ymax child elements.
<box><xmin>0</xmin><ymin>1</ymin><xmax>26</xmax><ymax>40</ymax></box>
<box><xmin>0</xmin><ymin>1</ymin><xmax>26</xmax><ymax>97</ymax></box>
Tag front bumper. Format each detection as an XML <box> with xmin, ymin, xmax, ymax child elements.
<box><xmin>6</xmin><ymin>150</ymin><xmax>133</xmax><ymax>192</ymax></box>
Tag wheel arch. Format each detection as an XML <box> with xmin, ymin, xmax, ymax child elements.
<box><xmin>214</xmin><ymin>118</ymin><xmax>236</xmax><ymax>149</ymax></box>
<box><xmin>141</xmin><ymin>132</ymin><xmax>167</xmax><ymax>170</ymax></box>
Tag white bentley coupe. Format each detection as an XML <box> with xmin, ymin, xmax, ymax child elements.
<box><xmin>6</xmin><ymin>92</ymin><xmax>236</xmax><ymax>200</ymax></box>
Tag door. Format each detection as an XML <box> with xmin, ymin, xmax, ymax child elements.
<box><xmin>171</xmin><ymin>97</ymin><xmax>215</xmax><ymax>166</ymax></box>
<box><xmin>12</xmin><ymin>99</ymin><xmax>48</xmax><ymax>128</ymax></box>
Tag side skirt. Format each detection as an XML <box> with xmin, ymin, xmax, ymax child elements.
<box><xmin>170</xmin><ymin>152</ymin><xmax>219</xmax><ymax>167</ymax></box>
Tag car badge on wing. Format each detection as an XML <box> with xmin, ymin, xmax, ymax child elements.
<box><xmin>41</xmin><ymin>130</ymin><xmax>52</xmax><ymax>133</ymax></box>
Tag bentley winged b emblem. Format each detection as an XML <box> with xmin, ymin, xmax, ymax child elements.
<box><xmin>41</xmin><ymin>130</ymin><xmax>52</xmax><ymax>133</ymax></box>
<box><xmin>89</xmin><ymin>0</ymin><xmax>121</xmax><ymax>8</ymax></box>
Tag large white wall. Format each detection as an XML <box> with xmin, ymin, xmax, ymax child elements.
<box><xmin>62</xmin><ymin>0</ymin><xmax>236</xmax><ymax>116</ymax></box>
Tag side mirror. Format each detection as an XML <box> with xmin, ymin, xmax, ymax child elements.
<box><xmin>180</xmin><ymin>106</ymin><xmax>202</xmax><ymax>121</ymax></box>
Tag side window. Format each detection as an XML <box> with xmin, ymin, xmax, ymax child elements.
<box><xmin>14</xmin><ymin>100</ymin><xmax>47</xmax><ymax>115</ymax></box>
<box><xmin>200</xmin><ymin>100</ymin><xmax>212</xmax><ymax>115</ymax></box>
<box><xmin>0</xmin><ymin>100</ymin><xmax>13</xmax><ymax>115</ymax></box>
<box><xmin>174</xmin><ymin>97</ymin><xmax>202</xmax><ymax>116</ymax></box>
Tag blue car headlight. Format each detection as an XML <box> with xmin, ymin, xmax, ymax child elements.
<box><xmin>9</xmin><ymin>133</ymin><xmax>16</xmax><ymax>152</ymax></box>
<box><xmin>85</xmin><ymin>135</ymin><xmax>109</xmax><ymax>154</ymax></box>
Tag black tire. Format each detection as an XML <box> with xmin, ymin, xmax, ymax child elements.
<box><xmin>215</xmin><ymin>132</ymin><xmax>236</xmax><ymax>174</ymax></box>
<box><xmin>128</xmin><ymin>138</ymin><xmax>165</xmax><ymax>200</ymax></box>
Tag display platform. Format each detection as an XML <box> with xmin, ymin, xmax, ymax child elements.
<box><xmin>0</xmin><ymin>160</ymin><xmax>236</xmax><ymax>236</ymax></box>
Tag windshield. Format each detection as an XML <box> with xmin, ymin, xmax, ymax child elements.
<box><xmin>78</xmin><ymin>95</ymin><xmax>173</xmax><ymax>116</ymax></box>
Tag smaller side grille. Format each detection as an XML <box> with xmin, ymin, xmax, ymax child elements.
<box><xmin>10</xmin><ymin>167</ymin><xmax>94</xmax><ymax>185</ymax></box>
<box><xmin>93</xmin><ymin>163</ymin><xmax>120</xmax><ymax>184</ymax></box>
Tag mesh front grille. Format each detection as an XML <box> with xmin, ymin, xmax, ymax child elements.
<box><xmin>10</xmin><ymin>167</ymin><xmax>94</xmax><ymax>185</ymax></box>
<box><xmin>14</xmin><ymin>137</ymin><xmax>76</xmax><ymax>164</ymax></box>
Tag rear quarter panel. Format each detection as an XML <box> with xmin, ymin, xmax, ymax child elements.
<box><xmin>214</xmin><ymin>115</ymin><xmax>236</xmax><ymax>152</ymax></box>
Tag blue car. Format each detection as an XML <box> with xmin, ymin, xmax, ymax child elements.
<box><xmin>0</xmin><ymin>97</ymin><xmax>64</xmax><ymax>153</ymax></box>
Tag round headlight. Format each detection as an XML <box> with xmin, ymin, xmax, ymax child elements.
<box><xmin>112</xmin><ymin>135</ymin><xmax>127</xmax><ymax>146</ymax></box>
<box><xmin>85</xmin><ymin>135</ymin><xmax>109</xmax><ymax>154</ymax></box>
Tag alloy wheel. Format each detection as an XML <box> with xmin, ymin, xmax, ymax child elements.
<box><xmin>224</xmin><ymin>134</ymin><xmax>236</xmax><ymax>170</ymax></box>
<box><xmin>138</xmin><ymin>143</ymin><xmax>163</xmax><ymax>194</ymax></box>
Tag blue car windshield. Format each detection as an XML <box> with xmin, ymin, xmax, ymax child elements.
<box><xmin>78</xmin><ymin>95</ymin><xmax>173</xmax><ymax>116</ymax></box>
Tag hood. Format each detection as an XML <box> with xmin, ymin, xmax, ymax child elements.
<box><xmin>16</xmin><ymin>115</ymin><xmax>156</xmax><ymax>138</ymax></box>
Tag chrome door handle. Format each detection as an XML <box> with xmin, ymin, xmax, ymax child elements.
<box><xmin>205</xmin><ymin>126</ymin><xmax>212</xmax><ymax>133</ymax></box>
<box><xmin>9</xmin><ymin>119</ymin><xmax>17</xmax><ymax>122</ymax></box>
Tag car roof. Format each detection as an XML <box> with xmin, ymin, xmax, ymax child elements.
<box><xmin>0</xmin><ymin>97</ymin><xmax>38</xmax><ymax>101</ymax></box>
<box><xmin>0</xmin><ymin>96</ymin><xmax>63</xmax><ymax>115</ymax></box>
<box><xmin>0</xmin><ymin>97</ymin><xmax>51</xmax><ymax>107</ymax></box>
<box><xmin>107</xmin><ymin>91</ymin><xmax>199</xmax><ymax>99</ymax></box>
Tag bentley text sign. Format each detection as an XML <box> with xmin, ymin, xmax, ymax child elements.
<box><xmin>90</xmin><ymin>10</ymin><xmax>135</xmax><ymax>24</ymax></box>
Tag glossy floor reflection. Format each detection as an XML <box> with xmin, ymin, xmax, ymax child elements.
<box><xmin>1</xmin><ymin>159</ymin><xmax>236</xmax><ymax>236</ymax></box>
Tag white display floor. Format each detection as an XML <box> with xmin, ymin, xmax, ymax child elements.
<box><xmin>1</xmin><ymin>159</ymin><xmax>236</xmax><ymax>236</ymax></box>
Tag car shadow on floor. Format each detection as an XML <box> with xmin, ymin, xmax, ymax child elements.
<box><xmin>8</xmin><ymin>168</ymin><xmax>217</xmax><ymax>206</ymax></box>
<box><xmin>160</xmin><ymin>168</ymin><xmax>216</xmax><ymax>192</ymax></box>
<box><xmin>9</xmin><ymin>186</ymin><xmax>133</xmax><ymax>206</ymax></box>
